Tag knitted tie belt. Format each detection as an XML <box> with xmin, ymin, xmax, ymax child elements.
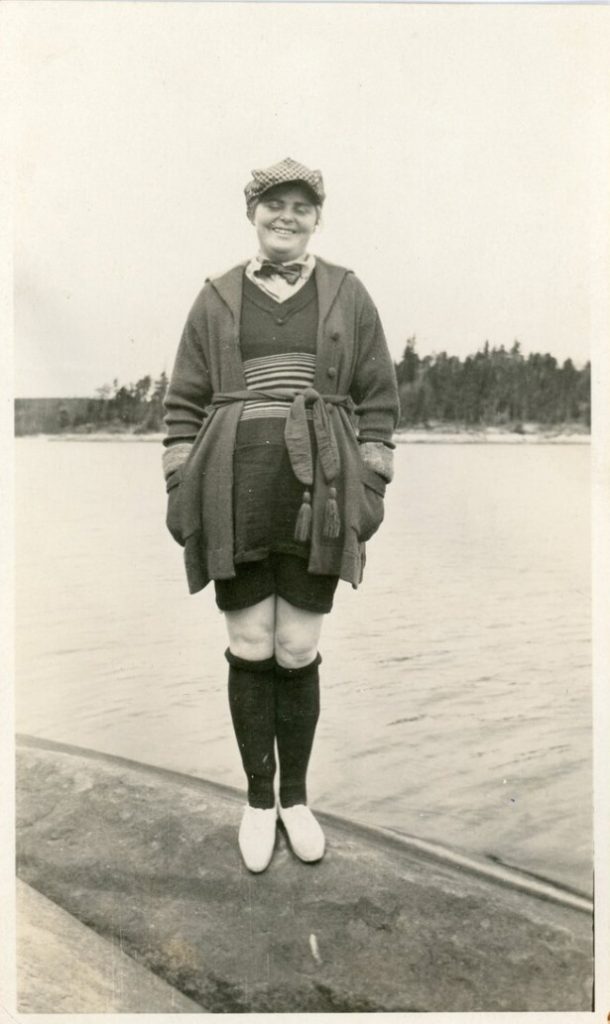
<box><xmin>212</xmin><ymin>387</ymin><xmax>353</xmax><ymax>541</ymax></box>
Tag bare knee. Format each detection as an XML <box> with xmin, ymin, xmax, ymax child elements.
<box><xmin>225</xmin><ymin>599</ymin><xmax>275</xmax><ymax>661</ymax></box>
<box><xmin>274</xmin><ymin>599</ymin><xmax>324</xmax><ymax>669</ymax></box>
<box><xmin>275</xmin><ymin>627</ymin><xmax>319</xmax><ymax>670</ymax></box>
<box><xmin>275</xmin><ymin>635</ymin><xmax>318</xmax><ymax>669</ymax></box>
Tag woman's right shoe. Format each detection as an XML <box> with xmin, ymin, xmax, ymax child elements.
<box><xmin>238</xmin><ymin>805</ymin><xmax>277</xmax><ymax>873</ymax></box>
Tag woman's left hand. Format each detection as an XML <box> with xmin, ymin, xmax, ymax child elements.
<box><xmin>165</xmin><ymin>469</ymin><xmax>185</xmax><ymax>546</ymax></box>
<box><xmin>357</xmin><ymin>463</ymin><xmax>386</xmax><ymax>542</ymax></box>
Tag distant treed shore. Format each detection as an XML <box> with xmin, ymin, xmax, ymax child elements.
<box><xmin>396</xmin><ymin>339</ymin><xmax>590</xmax><ymax>430</ymax></box>
<box><xmin>15</xmin><ymin>373</ymin><xmax>170</xmax><ymax>437</ymax></box>
<box><xmin>15</xmin><ymin>341</ymin><xmax>590</xmax><ymax>436</ymax></box>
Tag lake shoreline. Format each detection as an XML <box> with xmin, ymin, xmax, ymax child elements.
<box><xmin>18</xmin><ymin>425</ymin><xmax>590</xmax><ymax>445</ymax></box>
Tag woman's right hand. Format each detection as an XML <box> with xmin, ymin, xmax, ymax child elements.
<box><xmin>165</xmin><ymin>468</ymin><xmax>185</xmax><ymax>546</ymax></box>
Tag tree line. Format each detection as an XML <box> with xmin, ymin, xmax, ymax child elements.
<box><xmin>58</xmin><ymin>372</ymin><xmax>171</xmax><ymax>432</ymax></box>
<box><xmin>35</xmin><ymin>340</ymin><xmax>590</xmax><ymax>435</ymax></box>
<box><xmin>395</xmin><ymin>339</ymin><xmax>590</xmax><ymax>429</ymax></box>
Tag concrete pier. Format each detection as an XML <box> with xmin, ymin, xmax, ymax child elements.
<box><xmin>15</xmin><ymin>735</ymin><xmax>593</xmax><ymax>1013</ymax></box>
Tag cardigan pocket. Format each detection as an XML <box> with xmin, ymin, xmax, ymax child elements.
<box><xmin>166</xmin><ymin>468</ymin><xmax>185</xmax><ymax>547</ymax></box>
<box><xmin>357</xmin><ymin>463</ymin><xmax>386</xmax><ymax>542</ymax></box>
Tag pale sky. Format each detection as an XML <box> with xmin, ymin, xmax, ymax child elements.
<box><xmin>11</xmin><ymin>1</ymin><xmax>608</xmax><ymax>397</ymax></box>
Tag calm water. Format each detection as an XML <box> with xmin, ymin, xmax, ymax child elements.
<box><xmin>15</xmin><ymin>439</ymin><xmax>592</xmax><ymax>894</ymax></box>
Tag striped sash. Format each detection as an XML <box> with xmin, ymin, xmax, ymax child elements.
<box><xmin>240</xmin><ymin>352</ymin><xmax>316</xmax><ymax>420</ymax></box>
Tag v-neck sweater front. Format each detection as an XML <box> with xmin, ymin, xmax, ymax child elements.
<box><xmin>233</xmin><ymin>272</ymin><xmax>320</xmax><ymax>563</ymax></box>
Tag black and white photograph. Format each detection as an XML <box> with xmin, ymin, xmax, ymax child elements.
<box><xmin>2</xmin><ymin>0</ymin><xmax>609</xmax><ymax>1018</ymax></box>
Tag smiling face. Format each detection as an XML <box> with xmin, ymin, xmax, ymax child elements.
<box><xmin>252</xmin><ymin>184</ymin><xmax>319</xmax><ymax>262</ymax></box>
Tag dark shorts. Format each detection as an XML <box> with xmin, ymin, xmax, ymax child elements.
<box><xmin>214</xmin><ymin>553</ymin><xmax>339</xmax><ymax>614</ymax></box>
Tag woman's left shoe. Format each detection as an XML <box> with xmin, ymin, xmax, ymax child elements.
<box><xmin>278</xmin><ymin>803</ymin><xmax>325</xmax><ymax>862</ymax></box>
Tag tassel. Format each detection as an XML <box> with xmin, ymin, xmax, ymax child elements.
<box><xmin>294</xmin><ymin>489</ymin><xmax>312</xmax><ymax>542</ymax></box>
<box><xmin>323</xmin><ymin>486</ymin><xmax>341</xmax><ymax>539</ymax></box>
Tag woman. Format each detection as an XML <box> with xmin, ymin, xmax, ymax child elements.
<box><xmin>162</xmin><ymin>157</ymin><xmax>399</xmax><ymax>873</ymax></box>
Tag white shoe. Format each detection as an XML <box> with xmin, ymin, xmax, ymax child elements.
<box><xmin>278</xmin><ymin>804</ymin><xmax>325</xmax><ymax>862</ymax></box>
<box><xmin>238</xmin><ymin>806</ymin><xmax>277</xmax><ymax>873</ymax></box>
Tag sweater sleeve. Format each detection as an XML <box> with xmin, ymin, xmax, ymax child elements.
<box><xmin>349</xmin><ymin>281</ymin><xmax>400</xmax><ymax>449</ymax></box>
<box><xmin>162</xmin><ymin>307</ymin><xmax>213</xmax><ymax>478</ymax></box>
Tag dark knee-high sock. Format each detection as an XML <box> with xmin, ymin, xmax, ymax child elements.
<box><xmin>275</xmin><ymin>654</ymin><xmax>321</xmax><ymax>808</ymax></box>
<box><xmin>226</xmin><ymin>649</ymin><xmax>277</xmax><ymax>810</ymax></box>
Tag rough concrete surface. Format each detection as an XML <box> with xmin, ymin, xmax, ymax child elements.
<box><xmin>16</xmin><ymin>879</ymin><xmax>203</xmax><ymax>1013</ymax></box>
<box><xmin>16</xmin><ymin>736</ymin><xmax>593</xmax><ymax>1014</ymax></box>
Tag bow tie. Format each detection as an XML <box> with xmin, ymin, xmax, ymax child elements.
<box><xmin>254</xmin><ymin>261</ymin><xmax>303</xmax><ymax>285</ymax></box>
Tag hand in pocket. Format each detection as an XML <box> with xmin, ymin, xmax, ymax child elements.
<box><xmin>166</xmin><ymin>470</ymin><xmax>185</xmax><ymax>546</ymax></box>
<box><xmin>357</xmin><ymin>464</ymin><xmax>386</xmax><ymax>542</ymax></box>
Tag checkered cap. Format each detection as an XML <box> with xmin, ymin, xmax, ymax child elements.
<box><xmin>244</xmin><ymin>157</ymin><xmax>325</xmax><ymax>219</ymax></box>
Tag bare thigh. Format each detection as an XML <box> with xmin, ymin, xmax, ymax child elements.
<box><xmin>274</xmin><ymin>597</ymin><xmax>325</xmax><ymax>669</ymax></box>
<box><xmin>224</xmin><ymin>596</ymin><xmax>276</xmax><ymax>661</ymax></box>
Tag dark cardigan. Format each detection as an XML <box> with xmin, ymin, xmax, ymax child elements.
<box><xmin>163</xmin><ymin>258</ymin><xmax>400</xmax><ymax>593</ymax></box>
